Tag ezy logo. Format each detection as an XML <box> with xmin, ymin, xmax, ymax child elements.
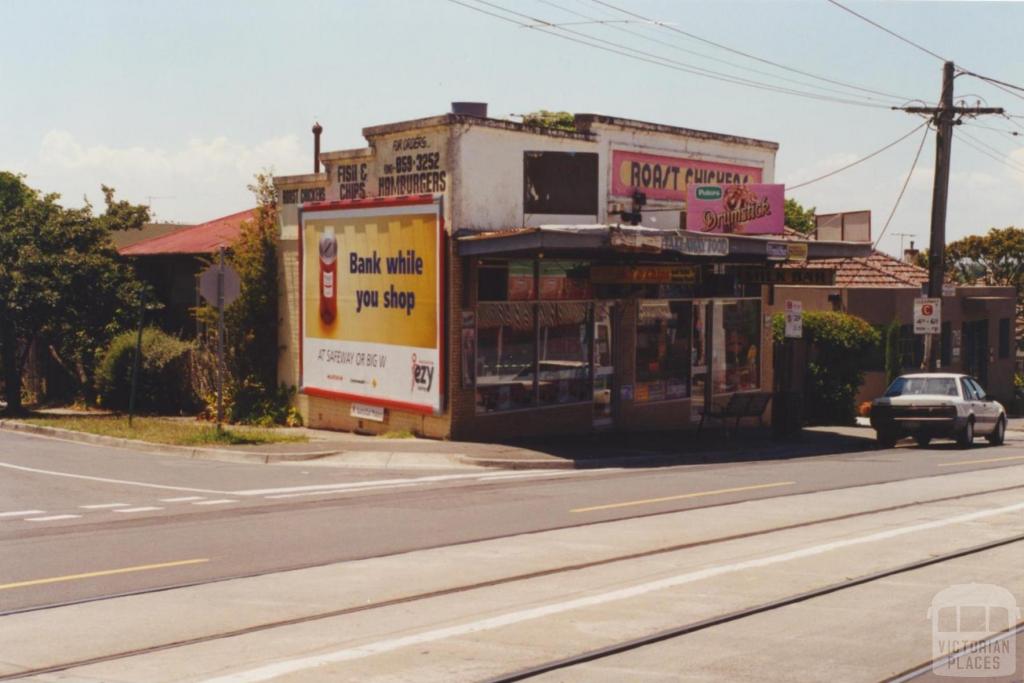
<box><xmin>411</xmin><ymin>354</ymin><xmax>435</xmax><ymax>393</ymax></box>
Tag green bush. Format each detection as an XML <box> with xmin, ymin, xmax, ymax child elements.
<box><xmin>96</xmin><ymin>328</ymin><xmax>195</xmax><ymax>413</ymax></box>
<box><xmin>774</xmin><ymin>311</ymin><xmax>880</xmax><ymax>425</ymax></box>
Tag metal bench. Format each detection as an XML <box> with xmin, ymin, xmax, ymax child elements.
<box><xmin>697</xmin><ymin>392</ymin><xmax>772</xmax><ymax>436</ymax></box>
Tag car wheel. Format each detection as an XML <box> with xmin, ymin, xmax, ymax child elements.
<box><xmin>957</xmin><ymin>419</ymin><xmax>974</xmax><ymax>449</ymax></box>
<box><xmin>877</xmin><ymin>430</ymin><xmax>898</xmax><ymax>448</ymax></box>
<box><xmin>987</xmin><ymin>417</ymin><xmax>1006</xmax><ymax>446</ymax></box>
<box><xmin>914</xmin><ymin>435</ymin><xmax>932</xmax><ymax>447</ymax></box>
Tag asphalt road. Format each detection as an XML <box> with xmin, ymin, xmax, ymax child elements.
<box><xmin>2</xmin><ymin>428</ymin><xmax>1023</xmax><ymax>615</ymax></box>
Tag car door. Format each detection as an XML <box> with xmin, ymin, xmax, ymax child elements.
<box><xmin>968</xmin><ymin>377</ymin><xmax>998</xmax><ymax>434</ymax></box>
<box><xmin>960</xmin><ymin>378</ymin><xmax>980</xmax><ymax>431</ymax></box>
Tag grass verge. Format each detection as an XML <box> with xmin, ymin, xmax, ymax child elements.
<box><xmin>20</xmin><ymin>415</ymin><xmax>307</xmax><ymax>447</ymax></box>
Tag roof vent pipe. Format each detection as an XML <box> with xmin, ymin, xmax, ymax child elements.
<box><xmin>451</xmin><ymin>102</ymin><xmax>488</xmax><ymax>118</ymax></box>
<box><xmin>312</xmin><ymin>122</ymin><xmax>323</xmax><ymax>173</ymax></box>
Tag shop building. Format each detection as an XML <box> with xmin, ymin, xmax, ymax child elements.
<box><xmin>274</xmin><ymin>105</ymin><xmax>870</xmax><ymax>439</ymax></box>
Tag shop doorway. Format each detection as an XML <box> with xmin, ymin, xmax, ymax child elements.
<box><xmin>593</xmin><ymin>302</ymin><xmax>615</xmax><ymax>428</ymax></box>
<box><xmin>963</xmin><ymin>320</ymin><xmax>989</xmax><ymax>386</ymax></box>
<box><xmin>690</xmin><ymin>300</ymin><xmax>711</xmax><ymax>423</ymax></box>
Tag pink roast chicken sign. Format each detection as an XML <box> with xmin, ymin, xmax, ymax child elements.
<box><xmin>686</xmin><ymin>184</ymin><xmax>785</xmax><ymax>235</ymax></box>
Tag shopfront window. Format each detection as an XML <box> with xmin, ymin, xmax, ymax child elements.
<box><xmin>635</xmin><ymin>301</ymin><xmax>692</xmax><ymax>402</ymax></box>
<box><xmin>711</xmin><ymin>300</ymin><xmax>761</xmax><ymax>394</ymax></box>
<box><xmin>477</xmin><ymin>259</ymin><xmax>535</xmax><ymax>302</ymax></box>
<box><xmin>540</xmin><ymin>261</ymin><xmax>592</xmax><ymax>300</ymax></box>
<box><xmin>475</xmin><ymin>304</ymin><xmax>535</xmax><ymax>412</ymax></box>
<box><xmin>538</xmin><ymin>303</ymin><xmax>592</xmax><ymax>405</ymax></box>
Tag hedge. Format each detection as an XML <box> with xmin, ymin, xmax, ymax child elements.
<box><xmin>96</xmin><ymin>328</ymin><xmax>195</xmax><ymax>413</ymax></box>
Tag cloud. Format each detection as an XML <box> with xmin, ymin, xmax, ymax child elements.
<box><xmin>34</xmin><ymin>130</ymin><xmax>309</xmax><ymax>221</ymax></box>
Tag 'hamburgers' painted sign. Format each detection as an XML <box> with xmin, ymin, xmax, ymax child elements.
<box><xmin>686</xmin><ymin>184</ymin><xmax>784</xmax><ymax>235</ymax></box>
<box><xmin>611</xmin><ymin>150</ymin><xmax>762</xmax><ymax>202</ymax></box>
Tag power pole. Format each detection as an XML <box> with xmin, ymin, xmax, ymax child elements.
<box><xmin>898</xmin><ymin>61</ymin><xmax>1004</xmax><ymax>371</ymax></box>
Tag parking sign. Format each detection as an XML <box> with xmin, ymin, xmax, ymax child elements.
<box><xmin>914</xmin><ymin>298</ymin><xmax>941</xmax><ymax>334</ymax></box>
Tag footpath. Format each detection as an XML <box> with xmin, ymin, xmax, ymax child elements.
<box><xmin>0</xmin><ymin>411</ymin><xmax>885</xmax><ymax>470</ymax></box>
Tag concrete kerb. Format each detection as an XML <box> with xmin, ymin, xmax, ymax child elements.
<box><xmin>0</xmin><ymin>420</ymin><xmax>341</xmax><ymax>464</ymax></box>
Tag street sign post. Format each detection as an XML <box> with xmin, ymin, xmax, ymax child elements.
<box><xmin>784</xmin><ymin>299</ymin><xmax>803</xmax><ymax>339</ymax></box>
<box><xmin>914</xmin><ymin>298</ymin><xmax>941</xmax><ymax>335</ymax></box>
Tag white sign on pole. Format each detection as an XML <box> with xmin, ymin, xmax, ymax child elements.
<box><xmin>914</xmin><ymin>298</ymin><xmax>941</xmax><ymax>334</ymax></box>
<box><xmin>942</xmin><ymin>282</ymin><xmax>956</xmax><ymax>297</ymax></box>
<box><xmin>784</xmin><ymin>299</ymin><xmax>803</xmax><ymax>338</ymax></box>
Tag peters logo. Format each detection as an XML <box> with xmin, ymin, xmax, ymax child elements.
<box><xmin>411</xmin><ymin>353</ymin><xmax>435</xmax><ymax>393</ymax></box>
<box><xmin>696</xmin><ymin>186</ymin><xmax>723</xmax><ymax>200</ymax></box>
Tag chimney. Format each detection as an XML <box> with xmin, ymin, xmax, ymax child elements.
<box><xmin>451</xmin><ymin>102</ymin><xmax>488</xmax><ymax>118</ymax></box>
<box><xmin>904</xmin><ymin>240</ymin><xmax>920</xmax><ymax>265</ymax></box>
<box><xmin>312</xmin><ymin>121</ymin><xmax>323</xmax><ymax>173</ymax></box>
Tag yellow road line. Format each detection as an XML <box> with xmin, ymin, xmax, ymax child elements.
<box><xmin>570</xmin><ymin>481</ymin><xmax>796</xmax><ymax>514</ymax></box>
<box><xmin>938</xmin><ymin>455</ymin><xmax>1024</xmax><ymax>468</ymax></box>
<box><xmin>0</xmin><ymin>558</ymin><xmax>209</xmax><ymax>591</ymax></box>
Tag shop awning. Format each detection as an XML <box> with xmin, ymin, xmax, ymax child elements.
<box><xmin>456</xmin><ymin>225</ymin><xmax>872</xmax><ymax>262</ymax></box>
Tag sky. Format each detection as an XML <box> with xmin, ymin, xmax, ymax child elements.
<box><xmin>2</xmin><ymin>0</ymin><xmax>1022</xmax><ymax>257</ymax></box>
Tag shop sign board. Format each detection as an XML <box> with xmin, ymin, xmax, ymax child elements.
<box><xmin>787</xmin><ymin>242</ymin><xmax>808</xmax><ymax>262</ymax></box>
<box><xmin>610</xmin><ymin>150</ymin><xmax>762</xmax><ymax>203</ymax></box>
<box><xmin>685</xmin><ymin>184</ymin><xmax>785</xmax><ymax>235</ymax></box>
<box><xmin>914</xmin><ymin>298</ymin><xmax>941</xmax><ymax>335</ymax></box>
<box><xmin>784</xmin><ymin>299</ymin><xmax>803</xmax><ymax>338</ymax></box>
<box><xmin>738</xmin><ymin>267</ymin><xmax>836</xmax><ymax>286</ymax></box>
<box><xmin>591</xmin><ymin>264</ymin><xmax>700</xmax><ymax>285</ymax></box>
<box><xmin>300</xmin><ymin>196</ymin><xmax>444</xmax><ymax>414</ymax></box>
<box><xmin>662</xmin><ymin>232</ymin><xmax>729</xmax><ymax>257</ymax></box>
<box><xmin>766</xmin><ymin>242</ymin><xmax>788</xmax><ymax>261</ymax></box>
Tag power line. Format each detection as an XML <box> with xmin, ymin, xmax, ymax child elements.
<box><xmin>955</xmin><ymin>129</ymin><xmax>1024</xmax><ymax>174</ymax></box>
<box><xmin>591</xmin><ymin>0</ymin><xmax>912</xmax><ymax>101</ymax></box>
<box><xmin>536</xmin><ymin>0</ymin><xmax>908</xmax><ymax>105</ymax></box>
<box><xmin>451</xmin><ymin>0</ymin><xmax>894</xmax><ymax>109</ymax></box>
<box><xmin>826</xmin><ymin>0</ymin><xmax>948</xmax><ymax>63</ymax></box>
<box><xmin>787</xmin><ymin>121</ymin><xmax>930</xmax><ymax>190</ymax></box>
<box><xmin>874</xmin><ymin>123</ymin><xmax>931</xmax><ymax>249</ymax></box>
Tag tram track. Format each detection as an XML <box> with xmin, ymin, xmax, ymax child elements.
<box><xmin>485</xmin><ymin>532</ymin><xmax>1024</xmax><ymax>682</ymax></box>
<box><xmin>3</xmin><ymin>480</ymin><xmax>1024</xmax><ymax>681</ymax></box>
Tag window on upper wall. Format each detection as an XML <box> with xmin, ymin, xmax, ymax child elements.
<box><xmin>999</xmin><ymin>318</ymin><xmax>1010</xmax><ymax>359</ymax></box>
<box><xmin>523</xmin><ymin>151</ymin><xmax>599</xmax><ymax>215</ymax></box>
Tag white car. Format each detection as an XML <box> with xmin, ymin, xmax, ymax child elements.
<box><xmin>870</xmin><ymin>373</ymin><xmax>1007</xmax><ymax>448</ymax></box>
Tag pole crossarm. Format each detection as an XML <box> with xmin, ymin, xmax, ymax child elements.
<box><xmin>899</xmin><ymin>106</ymin><xmax>1004</xmax><ymax>116</ymax></box>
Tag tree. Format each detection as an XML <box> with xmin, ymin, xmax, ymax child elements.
<box><xmin>223</xmin><ymin>172</ymin><xmax>285</xmax><ymax>423</ymax></box>
<box><xmin>784</xmin><ymin>198</ymin><xmax>816</xmax><ymax>235</ymax></box>
<box><xmin>944</xmin><ymin>227</ymin><xmax>1024</xmax><ymax>341</ymax></box>
<box><xmin>0</xmin><ymin>173</ymin><xmax>147</xmax><ymax>413</ymax></box>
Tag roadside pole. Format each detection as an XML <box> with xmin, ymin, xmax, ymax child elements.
<box><xmin>217</xmin><ymin>247</ymin><xmax>225</xmax><ymax>433</ymax></box>
<box><xmin>128</xmin><ymin>290</ymin><xmax>145</xmax><ymax>428</ymax></box>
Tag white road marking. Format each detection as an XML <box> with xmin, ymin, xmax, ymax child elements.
<box><xmin>263</xmin><ymin>483</ymin><xmax>419</xmax><ymax>499</ymax></box>
<box><xmin>79</xmin><ymin>503</ymin><xmax>130</xmax><ymax>509</ymax></box>
<box><xmin>191</xmin><ymin>499</ymin><xmax>237</xmax><ymax>506</ymax></box>
<box><xmin>233</xmin><ymin>470</ymin><xmax>584</xmax><ymax>497</ymax></box>
<box><xmin>25</xmin><ymin>514</ymin><xmax>80</xmax><ymax>522</ymax></box>
<box><xmin>0</xmin><ymin>510</ymin><xmax>45</xmax><ymax>518</ymax></box>
<box><xmin>160</xmin><ymin>496</ymin><xmax>206</xmax><ymax>502</ymax></box>
<box><xmin>112</xmin><ymin>507</ymin><xmax>164</xmax><ymax>513</ymax></box>
<box><xmin>202</xmin><ymin>498</ymin><xmax>1024</xmax><ymax>683</ymax></box>
<box><xmin>0</xmin><ymin>462</ymin><xmax>226</xmax><ymax>494</ymax></box>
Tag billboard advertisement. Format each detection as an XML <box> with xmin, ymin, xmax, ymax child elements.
<box><xmin>685</xmin><ymin>183</ymin><xmax>785</xmax><ymax>235</ymax></box>
<box><xmin>300</xmin><ymin>196</ymin><xmax>444</xmax><ymax>414</ymax></box>
<box><xmin>610</xmin><ymin>150</ymin><xmax>763</xmax><ymax>203</ymax></box>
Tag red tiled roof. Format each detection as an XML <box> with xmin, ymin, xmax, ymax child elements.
<box><xmin>792</xmin><ymin>250</ymin><xmax>928</xmax><ymax>288</ymax></box>
<box><xmin>119</xmin><ymin>209</ymin><xmax>256</xmax><ymax>256</ymax></box>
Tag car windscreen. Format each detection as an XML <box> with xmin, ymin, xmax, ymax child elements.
<box><xmin>884</xmin><ymin>377</ymin><xmax>959</xmax><ymax>397</ymax></box>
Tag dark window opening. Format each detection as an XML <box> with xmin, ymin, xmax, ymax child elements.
<box><xmin>523</xmin><ymin>151</ymin><xmax>598</xmax><ymax>215</ymax></box>
<box><xmin>999</xmin><ymin>318</ymin><xmax>1010</xmax><ymax>359</ymax></box>
<box><xmin>941</xmin><ymin>321</ymin><xmax>952</xmax><ymax>368</ymax></box>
